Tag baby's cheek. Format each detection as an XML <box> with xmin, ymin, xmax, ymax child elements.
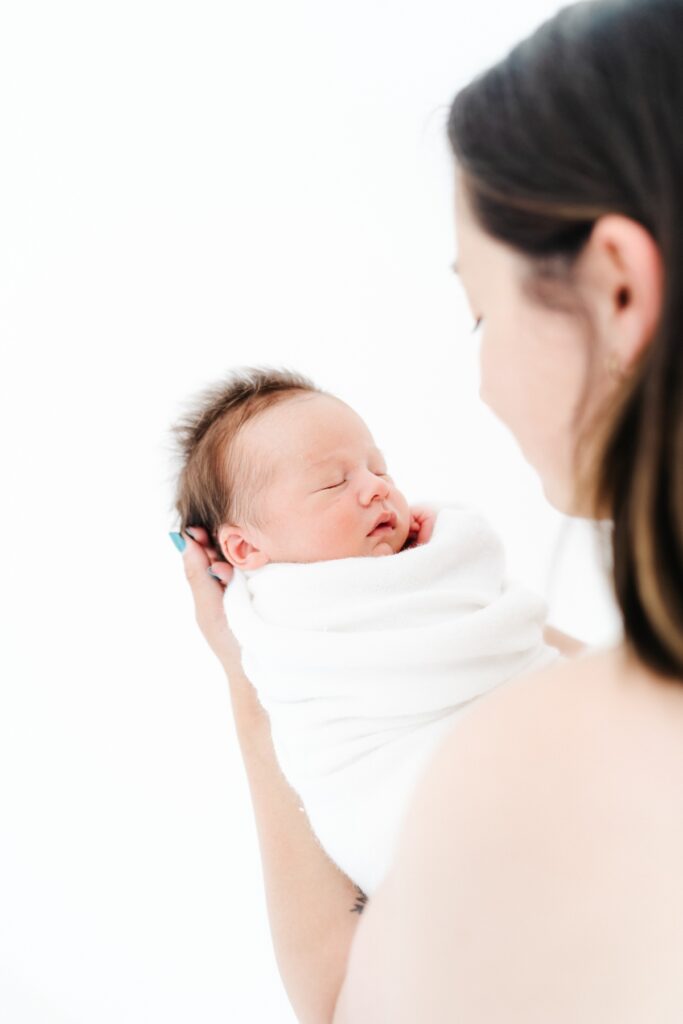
<box><xmin>371</xmin><ymin>540</ymin><xmax>394</xmax><ymax>557</ymax></box>
<box><xmin>327</xmin><ymin>510</ymin><xmax>365</xmax><ymax>557</ymax></box>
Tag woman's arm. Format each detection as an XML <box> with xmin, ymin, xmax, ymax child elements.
<box><xmin>177</xmin><ymin>530</ymin><xmax>358</xmax><ymax>1024</ymax></box>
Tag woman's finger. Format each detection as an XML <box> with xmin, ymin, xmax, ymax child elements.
<box><xmin>207</xmin><ymin>560</ymin><xmax>233</xmax><ymax>585</ymax></box>
<box><xmin>171</xmin><ymin>529</ymin><xmax>237</xmax><ymax>664</ymax></box>
<box><xmin>184</xmin><ymin>525</ymin><xmax>222</xmax><ymax>563</ymax></box>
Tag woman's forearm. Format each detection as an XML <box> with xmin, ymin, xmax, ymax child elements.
<box><xmin>223</xmin><ymin>646</ymin><xmax>361</xmax><ymax>1024</ymax></box>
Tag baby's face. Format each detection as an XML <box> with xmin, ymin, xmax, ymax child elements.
<box><xmin>227</xmin><ymin>393</ymin><xmax>411</xmax><ymax>565</ymax></box>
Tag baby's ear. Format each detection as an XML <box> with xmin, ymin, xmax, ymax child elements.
<box><xmin>217</xmin><ymin>523</ymin><xmax>269</xmax><ymax>569</ymax></box>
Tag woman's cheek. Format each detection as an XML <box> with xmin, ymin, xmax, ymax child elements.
<box><xmin>478</xmin><ymin>332</ymin><xmax>498</xmax><ymax>411</ymax></box>
<box><xmin>479</xmin><ymin>323</ymin><xmax>521</xmax><ymax>419</ymax></box>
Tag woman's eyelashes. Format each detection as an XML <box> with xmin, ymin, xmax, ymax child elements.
<box><xmin>471</xmin><ymin>317</ymin><xmax>483</xmax><ymax>334</ymax></box>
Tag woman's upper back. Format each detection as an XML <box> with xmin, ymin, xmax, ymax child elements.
<box><xmin>334</xmin><ymin>647</ymin><xmax>683</xmax><ymax>1022</ymax></box>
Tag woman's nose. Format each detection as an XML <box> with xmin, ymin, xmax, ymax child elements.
<box><xmin>359</xmin><ymin>471</ymin><xmax>390</xmax><ymax>505</ymax></box>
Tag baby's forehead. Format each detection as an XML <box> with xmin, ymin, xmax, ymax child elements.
<box><xmin>246</xmin><ymin>435</ymin><xmax>381</xmax><ymax>473</ymax></box>
<box><xmin>242</xmin><ymin>395</ymin><xmax>375</xmax><ymax>460</ymax></box>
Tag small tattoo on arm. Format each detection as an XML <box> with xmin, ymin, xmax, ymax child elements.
<box><xmin>350</xmin><ymin>886</ymin><xmax>368</xmax><ymax>914</ymax></box>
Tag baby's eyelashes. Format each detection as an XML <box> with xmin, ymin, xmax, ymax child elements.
<box><xmin>318</xmin><ymin>469</ymin><xmax>390</xmax><ymax>491</ymax></box>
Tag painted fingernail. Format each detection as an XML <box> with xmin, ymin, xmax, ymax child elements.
<box><xmin>169</xmin><ymin>531</ymin><xmax>186</xmax><ymax>553</ymax></box>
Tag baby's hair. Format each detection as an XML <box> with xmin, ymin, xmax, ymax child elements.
<box><xmin>170</xmin><ymin>366</ymin><xmax>324</xmax><ymax>557</ymax></box>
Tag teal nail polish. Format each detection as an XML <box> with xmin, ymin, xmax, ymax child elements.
<box><xmin>169</xmin><ymin>531</ymin><xmax>186</xmax><ymax>553</ymax></box>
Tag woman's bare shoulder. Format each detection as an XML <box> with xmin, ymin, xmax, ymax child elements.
<box><xmin>454</xmin><ymin>642</ymin><xmax>629</xmax><ymax>720</ymax></box>
<box><xmin>394</xmin><ymin>642</ymin><xmax>683</xmax><ymax>858</ymax></box>
<box><xmin>387</xmin><ymin>646</ymin><xmax>631</xmax><ymax>859</ymax></box>
<box><xmin>430</xmin><ymin>641</ymin><xmax>683</xmax><ymax>767</ymax></box>
<box><xmin>335</xmin><ymin>653</ymin><xmax>607</xmax><ymax>1019</ymax></box>
<box><xmin>405</xmin><ymin>646</ymin><xmax>626</xmax><ymax>790</ymax></box>
<box><xmin>334</xmin><ymin>646</ymin><xmax>683</xmax><ymax>1022</ymax></box>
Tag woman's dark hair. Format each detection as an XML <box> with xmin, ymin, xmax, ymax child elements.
<box><xmin>447</xmin><ymin>0</ymin><xmax>683</xmax><ymax>678</ymax></box>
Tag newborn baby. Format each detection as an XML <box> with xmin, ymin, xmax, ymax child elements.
<box><xmin>183</xmin><ymin>379</ymin><xmax>431</xmax><ymax>567</ymax></box>
<box><xmin>172</xmin><ymin>366</ymin><xmax>564</xmax><ymax>895</ymax></box>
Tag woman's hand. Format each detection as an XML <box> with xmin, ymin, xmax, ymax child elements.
<box><xmin>176</xmin><ymin>526</ymin><xmax>238</xmax><ymax>668</ymax></box>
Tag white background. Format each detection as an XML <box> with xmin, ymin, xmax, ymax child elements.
<box><xmin>0</xmin><ymin>2</ymin><xmax>623</xmax><ymax>1021</ymax></box>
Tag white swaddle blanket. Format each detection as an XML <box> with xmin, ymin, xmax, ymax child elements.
<box><xmin>225</xmin><ymin>503</ymin><xmax>562</xmax><ymax>895</ymax></box>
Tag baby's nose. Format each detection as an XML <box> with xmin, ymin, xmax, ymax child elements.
<box><xmin>359</xmin><ymin>471</ymin><xmax>390</xmax><ymax>504</ymax></box>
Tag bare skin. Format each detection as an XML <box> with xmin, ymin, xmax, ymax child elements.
<box><xmin>334</xmin><ymin>644</ymin><xmax>683</xmax><ymax>1022</ymax></box>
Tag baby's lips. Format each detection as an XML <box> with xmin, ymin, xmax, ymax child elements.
<box><xmin>367</xmin><ymin>510</ymin><xmax>397</xmax><ymax>535</ymax></box>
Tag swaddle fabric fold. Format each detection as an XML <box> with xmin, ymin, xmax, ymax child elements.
<box><xmin>225</xmin><ymin>503</ymin><xmax>561</xmax><ymax>894</ymax></box>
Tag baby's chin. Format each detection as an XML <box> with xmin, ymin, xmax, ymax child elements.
<box><xmin>366</xmin><ymin>520</ymin><xmax>411</xmax><ymax>557</ymax></box>
<box><xmin>369</xmin><ymin>539</ymin><xmax>395</xmax><ymax>557</ymax></box>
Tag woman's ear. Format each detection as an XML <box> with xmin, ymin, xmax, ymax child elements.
<box><xmin>217</xmin><ymin>524</ymin><xmax>270</xmax><ymax>569</ymax></box>
<box><xmin>586</xmin><ymin>214</ymin><xmax>664</xmax><ymax>375</ymax></box>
